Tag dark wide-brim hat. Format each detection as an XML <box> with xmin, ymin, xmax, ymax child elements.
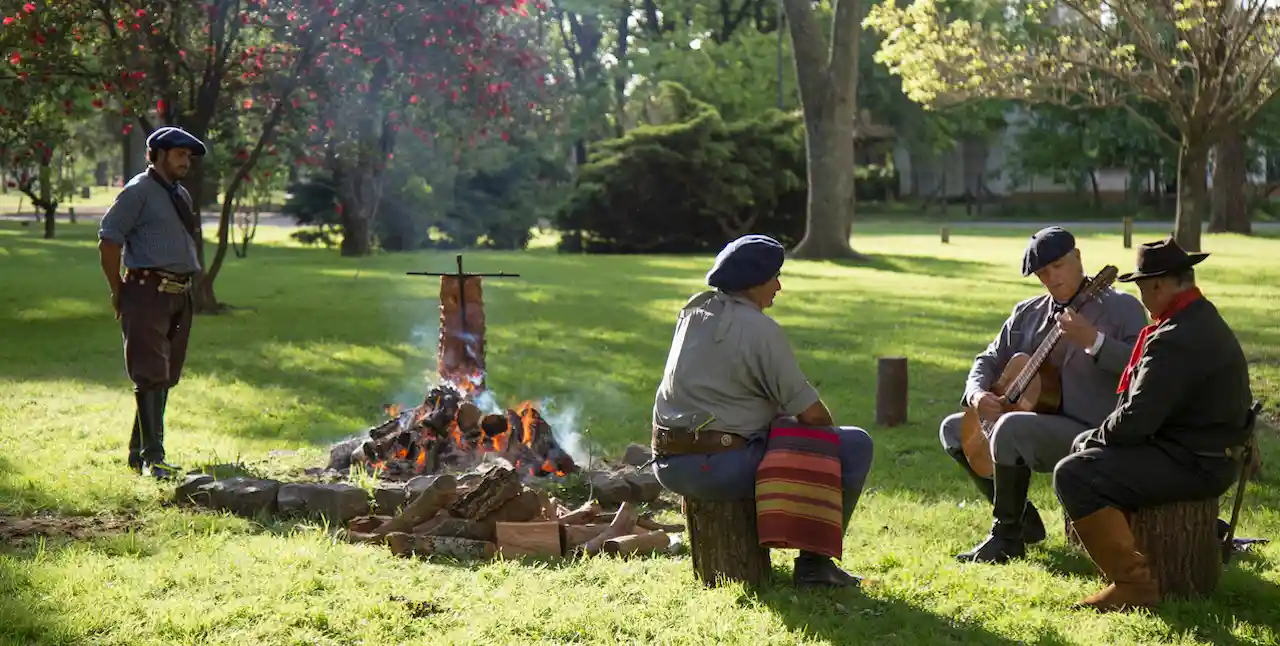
<box><xmin>706</xmin><ymin>234</ymin><xmax>785</xmax><ymax>292</ymax></box>
<box><xmin>1022</xmin><ymin>226</ymin><xmax>1076</xmax><ymax>277</ymax></box>
<box><xmin>146</xmin><ymin>126</ymin><xmax>207</xmax><ymax>156</ymax></box>
<box><xmin>1117</xmin><ymin>236</ymin><xmax>1209</xmax><ymax>282</ymax></box>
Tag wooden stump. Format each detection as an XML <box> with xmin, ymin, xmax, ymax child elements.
<box><xmin>875</xmin><ymin>357</ymin><xmax>909</xmax><ymax>427</ymax></box>
<box><xmin>1064</xmin><ymin>498</ymin><xmax>1222</xmax><ymax>600</ymax></box>
<box><xmin>1122</xmin><ymin>216</ymin><xmax>1133</xmax><ymax>249</ymax></box>
<box><xmin>940</xmin><ymin>227</ymin><xmax>950</xmax><ymax>244</ymax></box>
<box><xmin>684</xmin><ymin>496</ymin><xmax>770</xmax><ymax>590</ymax></box>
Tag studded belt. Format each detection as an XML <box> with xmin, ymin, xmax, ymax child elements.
<box><xmin>651</xmin><ymin>424</ymin><xmax>749</xmax><ymax>457</ymax></box>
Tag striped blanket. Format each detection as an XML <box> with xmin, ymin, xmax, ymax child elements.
<box><xmin>754</xmin><ymin>422</ymin><xmax>844</xmax><ymax>558</ymax></box>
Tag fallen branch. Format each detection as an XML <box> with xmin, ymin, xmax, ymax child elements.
<box><xmin>373</xmin><ymin>474</ymin><xmax>457</xmax><ymax>536</ymax></box>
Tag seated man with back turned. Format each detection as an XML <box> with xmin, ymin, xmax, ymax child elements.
<box><xmin>940</xmin><ymin>227</ymin><xmax>1148</xmax><ymax>563</ymax></box>
<box><xmin>1054</xmin><ymin>237</ymin><xmax>1254</xmax><ymax>612</ymax></box>
<box><xmin>650</xmin><ymin>234</ymin><xmax>875</xmax><ymax>588</ymax></box>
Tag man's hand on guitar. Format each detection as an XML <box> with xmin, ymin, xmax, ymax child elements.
<box><xmin>1056</xmin><ymin>307</ymin><xmax>1099</xmax><ymax>349</ymax></box>
<box><xmin>970</xmin><ymin>391</ymin><xmax>1004</xmax><ymax>423</ymax></box>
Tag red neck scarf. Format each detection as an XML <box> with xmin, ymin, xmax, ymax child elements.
<box><xmin>1117</xmin><ymin>287</ymin><xmax>1203</xmax><ymax>394</ymax></box>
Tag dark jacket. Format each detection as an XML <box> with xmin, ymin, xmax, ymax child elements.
<box><xmin>1089</xmin><ymin>296</ymin><xmax>1253</xmax><ymax>455</ymax></box>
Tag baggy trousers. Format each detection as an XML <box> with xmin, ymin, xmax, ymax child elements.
<box><xmin>652</xmin><ymin>426</ymin><xmax>874</xmax><ymax>528</ymax></box>
<box><xmin>940</xmin><ymin>411</ymin><xmax>1087</xmax><ymax>472</ymax></box>
<box><xmin>1053</xmin><ymin>434</ymin><xmax>1239</xmax><ymax>520</ymax></box>
<box><xmin>120</xmin><ymin>272</ymin><xmax>194</xmax><ymax>463</ymax></box>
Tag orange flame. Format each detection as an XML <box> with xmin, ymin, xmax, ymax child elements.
<box><xmin>385</xmin><ymin>403</ymin><xmax>402</xmax><ymax>418</ymax></box>
<box><xmin>517</xmin><ymin>401</ymin><xmax>538</xmax><ymax>446</ymax></box>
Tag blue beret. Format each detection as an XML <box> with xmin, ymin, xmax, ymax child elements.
<box><xmin>706</xmin><ymin>234</ymin><xmax>785</xmax><ymax>292</ymax></box>
<box><xmin>1022</xmin><ymin>226</ymin><xmax>1075</xmax><ymax>276</ymax></box>
<box><xmin>146</xmin><ymin>126</ymin><xmax>207</xmax><ymax>156</ymax></box>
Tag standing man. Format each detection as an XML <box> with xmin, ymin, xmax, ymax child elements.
<box><xmin>97</xmin><ymin>126</ymin><xmax>207</xmax><ymax>479</ymax></box>
<box><xmin>1054</xmin><ymin>237</ymin><xmax>1254</xmax><ymax>612</ymax></box>
<box><xmin>938</xmin><ymin>226</ymin><xmax>1148</xmax><ymax>563</ymax></box>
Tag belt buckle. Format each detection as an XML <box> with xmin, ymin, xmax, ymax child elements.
<box><xmin>719</xmin><ymin>434</ymin><xmax>732</xmax><ymax>447</ymax></box>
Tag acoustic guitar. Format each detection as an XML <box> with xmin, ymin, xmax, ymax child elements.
<box><xmin>958</xmin><ymin>265</ymin><xmax>1119</xmax><ymax>478</ymax></box>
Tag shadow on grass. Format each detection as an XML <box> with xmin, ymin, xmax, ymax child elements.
<box><xmin>748</xmin><ymin>575</ymin><xmax>1072</xmax><ymax>646</ymax></box>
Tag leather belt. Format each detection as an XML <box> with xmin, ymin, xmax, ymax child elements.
<box><xmin>651</xmin><ymin>424</ymin><xmax>748</xmax><ymax>457</ymax></box>
<box><xmin>125</xmin><ymin>268</ymin><xmax>194</xmax><ymax>294</ymax></box>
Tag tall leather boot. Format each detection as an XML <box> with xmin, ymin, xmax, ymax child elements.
<box><xmin>1069</xmin><ymin>507</ymin><xmax>1160</xmax><ymax>611</ymax></box>
<box><xmin>947</xmin><ymin>449</ymin><xmax>1046</xmax><ymax>544</ymax></box>
<box><xmin>137</xmin><ymin>390</ymin><xmax>181</xmax><ymax>479</ymax></box>
<box><xmin>956</xmin><ymin>463</ymin><xmax>1031</xmax><ymax>563</ymax></box>
<box><xmin>127</xmin><ymin>408</ymin><xmax>143</xmax><ymax>473</ymax></box>
<box><xmin>794</xmin><ymin>488</ymin><xmax>863</xmax><ymax>588</ymax></box>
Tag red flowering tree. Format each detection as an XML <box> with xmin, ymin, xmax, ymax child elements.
<box><xmin>1</xmin><ymin>0</ymin><xmax>546</xmax><ymax>309</ymax></box>
<box><xmin>0</xmin><ymin>1</ymin><xmax>98</xmax><ymax>239</ymax></box>
<box><xmin>293</xmin><ymin>0</ymin><xmax>550</xmax><ymax>256</ymax></box>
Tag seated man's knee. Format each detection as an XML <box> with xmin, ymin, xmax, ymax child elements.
<box><xmin>939</xmin><ymin>413</ymin><xmax>964</xmax><ymax>452</ymax></box>
<box><xmin>988</xmin><ymin>412</ymin><xmax>1036</xmax><ymax>460</ymax></box>
<box><xmin>841</xmin><ymin>426</ymin><xmax>874</xmax><ymax>457</ymax></box>
<box><xmin>1052</xmin><ymin>453</ymin><xmax>1087</xmax><ymax>496</ymax></box>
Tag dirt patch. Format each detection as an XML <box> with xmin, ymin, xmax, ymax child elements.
<box><xmin>0</xmin><ymin>513</ymin><xmax>138</xmax><ymax>545</ymax></box>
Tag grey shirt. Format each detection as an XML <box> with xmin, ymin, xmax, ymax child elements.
<box><xmin>98</xmin><ymin>170</ymin><xmax>201</xmax><ymax>274</ymax></box>
<box><xmin>962</xmin><ymin>285</ymin><xmax>1149</xmax><ymax>429</ymax></box>
<box><xmin>653</xmin><ymin>291</ymin><xmax>821</xmax><ymax>437</ymax></box>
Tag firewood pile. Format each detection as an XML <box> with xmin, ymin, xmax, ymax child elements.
<box><xmin>345</xmin><ymin>464</ymin><xmax>683</xmax><ymax>560</ymax></box>
<box><xmin>326</xmin><ymin>383</ymin><xmax>579</xmax><ymax>481</ymax></box>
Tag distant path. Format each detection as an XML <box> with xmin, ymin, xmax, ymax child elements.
<box><xmin>928</xmin><ymin>219</ymin><xmax>1280</xmax><ymax>232</ymax></box>
<box><xmin>0</xmin><ymin>210</ymin><xmax>299</xmax><ymax>228</ymax></box>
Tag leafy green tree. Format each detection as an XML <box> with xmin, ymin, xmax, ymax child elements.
<box><xmin>867</xmin><ymin>0</ymin><xmax>1280</xmax><ymax>251</ymax></box>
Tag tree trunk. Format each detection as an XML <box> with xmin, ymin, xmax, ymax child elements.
<box><xmin>684</xmin><ymin>496</ymin><xmax>770</xmax><ymax>590</ymax></box>
<box><xmin>783</xmin><ymin>0</ymin><xmax>863</xmax><ymax>259</ymax></box>
<box><xmin>1174</xmin><ymin>138</ymin><xmax>1209</xmax><ymax>252</ymax></box>
<box><xmin>1210</xmin><ymin>131</ymin><xmax>1250</xmax><ymax>235</ymax></box>
<box><xmin>38</xmin><ymin>162</ymin><xmax>55</xmax><ymax>240</ymax></box>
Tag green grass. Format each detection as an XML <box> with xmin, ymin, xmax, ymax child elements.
<box><xmin>1</xmin><ymin>220</ymin><xmax>1278</xmax><ymax>645</ymax></box>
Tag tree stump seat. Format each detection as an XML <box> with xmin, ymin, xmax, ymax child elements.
<box><xmin>683</xmin><ymin>496</ymin><xmax>770</xmax><ymax>590</ymax></box>
<box><xmin>1064</xmin><ymin>497</ymin><xmax>1222</xmax><ymax>599</ymax></box>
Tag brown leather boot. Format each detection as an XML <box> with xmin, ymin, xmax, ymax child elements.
<box><xmin>1069</xmin><ymin>507</ymin><xmax>1160</xmax><ymax>612</ymax></box>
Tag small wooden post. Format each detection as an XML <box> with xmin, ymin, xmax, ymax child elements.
<box><xmin>940</xmin><ymin>226</ymin><xmax>950</xmax><ymax>244</ymax></box>
<box><xmin>684</xmin><ymin>497</ymin><xmax>770</xmax><ymax>590</ymax></box>
<box><xmin>1122</xmin><ymin>217</ymin><xmax>1133</xmax><ymax>249</ymax></box>
<box><xmin>875</xmin><ymin>357</ymin><xmax>909</xmax><ymax>427</ymax></box>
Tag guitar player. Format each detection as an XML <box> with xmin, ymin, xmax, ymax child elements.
<box><xmin>938</xmin><ymin>226</ymin><xmax>1149</xmax><ymax>564</ymax></box>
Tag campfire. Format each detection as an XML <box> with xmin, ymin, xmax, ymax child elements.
<box><xmin>180</xmin><ymin>255</ymin><xmax>680</xmax><ymax>563</ymax></box>
<box><xmin>344</xmin><ymin>383</ymin><xmax>579</xmax><ymax>480</ymax></box>
<box><xmin>328</xmin><ymin>254</ymin><xmax>578</xmax><ymax>481</ymax></box>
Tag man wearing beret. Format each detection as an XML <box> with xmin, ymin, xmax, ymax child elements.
<box><xmin>1054</xmin><ymin>237</ymin><xmax>1254</xmax><ymax>611</ymax></box>
<box><xmin>939</xmin><ymin>226</ymin><xmax>1149</xmax><ymax>563</ymax></box>
<box><xmin>650</xmin><ymin>234</ymin><xmax>875</xmax><ymax>588</ymax></box>
<box><xmin>97</xmin><ymin>125</ymin><xmax>207</xmax><ymax>479</ymax></box>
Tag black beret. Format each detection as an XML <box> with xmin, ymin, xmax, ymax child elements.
<box><xmin>1022</xmin><ymin>226</ymin><xmax>1075</xmax><ymax>276</ymax></box>
<box><xmin>706</xmin><ymin>234</ymin><xmax>785</xmax><ymax>292</ymax></box>
<box><xmin>146</xmin><ymin>126</ymin><xmax>207</xmax><ymax>156</ymax></box>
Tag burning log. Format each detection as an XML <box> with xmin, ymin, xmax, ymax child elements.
<box><xmin>373</xmin><ymin>474</ymin><xmax>457</xmax><ymax>536</ymax></box>
<box><xmin>581</xmin><ymin>502</ymin><xmax>640</xmax><ymax>556</ymax></box>
<box><xmin>603</xmin><ymin>530</ymin><xmax>670</xmax><ymax>556</ymax></box>
<box><xmin>450</xmin><ymin>466</ymin><xmax>522</xmax><ymax>520</ymax></box>
<box><xmin>496</xmin><ymin>521</ymin><xmax>563</xmax><ymax>558</ymax></box>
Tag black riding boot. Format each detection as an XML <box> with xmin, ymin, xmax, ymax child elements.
<box><xmin>137</xmin><ymin>389</ymin><xmax>181</xmax><ymax>479</ymax></box>
<box><xmin>127</xmin><ymin>410</ymin><xmax>143</xmax><ymax>473</ymax></box>
<box><xmin>956</xmin><ymin>463</ymin><xmax>1032</xmax><ymax>563</ymax></box>
<box><xmin>794</xmin><ymin>488</ymin><xmax>864</xmax><ymax>588</ymax></box>
<box><xmin>947</xmin><ymin>448</ymin><xmax>1046</xmax><ymax>544</ymax></box>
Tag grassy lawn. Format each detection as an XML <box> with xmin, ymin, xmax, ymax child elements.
<box><xmin>1</xmin><ymin>220</ymin><xmax>1277</xmax><ymax>645</ymax></box>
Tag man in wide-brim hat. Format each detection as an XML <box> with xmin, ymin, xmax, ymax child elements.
<box><xmin>1053</xmin><ymin>235</ymin><xmax>1255</xmax><ymax>612</ymax></box>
